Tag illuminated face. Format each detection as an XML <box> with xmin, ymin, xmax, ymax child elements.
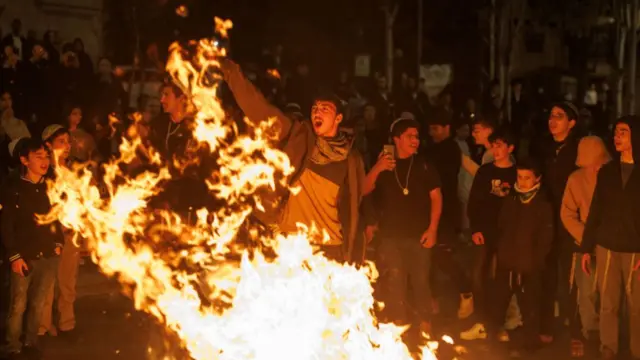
<box><xmin>548</xmin><ymin>106</ymin><xmax>575</xmax><ymax>138</ymax></box>
<box><xmin>516</xmin><ymin>169</ymin><xmax>540</xmax><ymax>192</ymax></box>
<box><xmin>0</xmin><ymin>92</ymin><xmax>12</xmax><ymax>111</ymax></box>
<box><xmin>310</xmin><ymin>100</ymin><xmax>342</xmax><ymax>137</ymax></box>
<box><xmin>472</xmin><ymin>123</ymin><xmax>493</xmax><ymax>146</ymax></box>
<box><xmin>614</xmin><ymin>123</ymin><xmax>632</xmax><ymax>154</ymax></box>
<box><xmin>491</xmin><ymin>139</ymin><xmax>514</xmax><ymax>162</ymax></box>
<box><xmin>161</xmin><ymin>86</ymin><xmax>183</xmax><ymax>114</ymax></box>
<box><xmin>68</xmin><ymin>107</ymin><xmax>82</xmax><ymax>128</ymax></box>
<box><xmin>48</xmin><ymin>132</ymin><xmax>71</xmax><ymax>162</ymax></box>
<box><xmin>21</xmin><ymin>148</ymin><xmax>51</xmax><ymax>177</ymax></box>
<box><xmin>393</xmin><ymin>127</ymin><xmax>420</xmax><ymax>156</ymax></box>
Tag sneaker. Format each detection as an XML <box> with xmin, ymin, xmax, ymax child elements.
<box><xmin>504</xmin><ymin>315</ymin><xmax>523</xmax><ymax>330</ymax></box>
<box><xmin>457</xmin><ymin>293</ymin><xmax>474</xmax><ymax>319</ymax></box>
<box><xmin>460</xmin><ymin>323</ymin><xmax>488</xmax><ymax>341</ymax></box>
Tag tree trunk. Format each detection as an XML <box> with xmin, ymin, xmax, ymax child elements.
<box><xmin>616</xmin><ymin>0</ymin><xmax>629</xmax><ymax>118</ymax></box>
<box><xmin>490</xmin><ymin>0</ymin><xmax>497</xmax><ymax>80</ymax></box>
<box><xmin>384</xmin><ymin>5</ymin><xmax>398</xmax><ymax>91</ymax></box>
<box><xmin>417</xmin><ymin>0</ymin><xmax>423</xmax><ymax>77</ymax></box>
<box><xmin>629</xmin><ymin>0</ymin><xmax>638</xmax><ymax>114</ymax></box>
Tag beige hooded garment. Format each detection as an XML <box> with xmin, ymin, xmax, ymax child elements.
<box><xmin>561</xmin><ymin>136</ymin><xmax>611</xmax><ymax>246</ymax></box>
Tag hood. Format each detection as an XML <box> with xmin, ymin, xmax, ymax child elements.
<box><xmin>614</xmin><ymin>115</ymin><xmax>640</xmax><ymax>163</ymax></box>
<box><xmin>576</xmin><ymin>136</ymin><xmax>611</xmax><ymax>168</ymax></box>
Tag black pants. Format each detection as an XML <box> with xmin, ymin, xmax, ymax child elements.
<box><xmin>540</xmin><ymin>247</ymin><xmax>559</xmax><ymax>336</ymax></box>
<box><xmin>431</xmin><ymin>244</ymin><xmax>473</xmax><ymax>296</ymax></box>
<box><xmin>490</xmin><ymin>269</ymin><xmax>542</xmax><ymax>348</ymax></box>
<box><xmin>472</xmin><ymin>244</ymin><xmax>497</xmax><ymax>319</ymax></box>
<box><xmin>377</xmin><ymin>239</ymin><xmax>432</xmax><ymax>324</ymax></box>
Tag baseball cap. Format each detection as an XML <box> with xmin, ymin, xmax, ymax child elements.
<box><xmin>42</xmin><ymin>124</ymin><xmax>67</xmax><ymax>142</ymax></box>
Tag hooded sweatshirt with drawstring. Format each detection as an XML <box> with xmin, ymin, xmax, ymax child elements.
<box><xmin>582</xmin><ymin>116</ymin><xmax>640</xmax><ymax>254</ymax></box>
<box><xmin>560</xmin><ymin>136</ymin><xmax>611</xmax><ymax>249</ymax></box>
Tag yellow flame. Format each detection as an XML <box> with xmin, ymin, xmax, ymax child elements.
<box><xmin>42</xmin><ymin>17</ymin><xmax>444</xmax><ymax>360</ymax></box>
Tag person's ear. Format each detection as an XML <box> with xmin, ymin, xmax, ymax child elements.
<box><xmin>508</xmin><ymin>144</ymin><xmax>515</xmax><ymax>153</ymax></box>
<box><xmin>569</xmin><ymin>119</ymin><xmax>576</xmax><ymax>129</ymax></box>
<box><xmin>335</xmin><ymin>114</ymin><xmax>343</xmax><ymax>124</ymax></box>
<box><xmin>19</xmin><ymin>155</ymin><xmax>28</xmax><ymax>167</ymax></box>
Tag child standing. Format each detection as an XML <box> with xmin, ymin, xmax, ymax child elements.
<box><xmin>2</xmin><ymin>138</ymin><xmax>63</xmax><ymax>358</ymax></box>
<box><xmin>461</xmin><ymin>129</ymin><xmax>517</xmax><ymax>340</ymax></box>
<box><xmin>491</xmin><ymin>159</ymin><xmax>553</xmax><ymax>357</ymax></box>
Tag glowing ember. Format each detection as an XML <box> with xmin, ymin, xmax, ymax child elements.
<box><xmin>176</xmin><ymin>5</ymin><xmax>189</xmax><ymax>17</ymax></box>
<box><xmin>41</xmin><ymin>17</ymin><xmax>443</xmax><ymax>360</ymax></box>
<box><xmin>267</xmin><ymin>68</ymin><xmax>281</xmax><ymax>79</ymax></box>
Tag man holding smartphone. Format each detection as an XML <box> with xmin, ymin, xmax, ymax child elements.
<box><xmin>363</xmin><ymin>117</ymin><xmax>442</xmax><ymax>332</ymax></box>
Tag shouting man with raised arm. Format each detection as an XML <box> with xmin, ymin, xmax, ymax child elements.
<box><xmin>219</xmin><ymin>59</ymin><xmax>368</xmax><ymax>263</ymax></box>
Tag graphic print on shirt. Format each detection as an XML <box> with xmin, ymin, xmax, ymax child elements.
<box><xmin>490</xmin><ymin>179</ymin><xmax>512</xmax><ymax>197</ymax></box>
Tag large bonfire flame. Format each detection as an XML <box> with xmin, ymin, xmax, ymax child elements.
<box><xmin>41</xmin><ymin>18</ymin><xmax>443</xmax><ymax>360</ymax></box>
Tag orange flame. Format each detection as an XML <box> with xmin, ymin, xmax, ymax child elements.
<box><xmin>42</xmin><ymin>17</ymin><xmax>444</xmax><ymax>360</ymax></box>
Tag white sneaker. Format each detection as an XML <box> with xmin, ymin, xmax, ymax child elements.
<box><xmin>460</xmin><ymin>323</ymin><xmax>488</xmax><ymax>341</ymax></box>
<box><xmin>504</xmin><ymin>316</ymin><xmax>523</xmax><ymax>330</ymax></box>
<box><xmin>457</xmin><ymin>293</ymin><xmax>474</xmax><ymax>319</ymax></box>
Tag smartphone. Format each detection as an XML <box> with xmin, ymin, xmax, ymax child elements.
<box><xmin>383</xmin><ymin>144</ymin><xmax>395</xmax><ymax>158</ymax></box>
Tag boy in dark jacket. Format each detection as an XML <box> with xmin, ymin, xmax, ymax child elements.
<box><xmin>490</xmin><ymin>158</ymin><xmax>553</xmax><ymax>356</ymax></box>
<box><xmin>582</xmin><ymin>115</ymin><xmax>640</xmax><ymax>359</ymax></box>
<box><xmin>2</xmin><ymin>138</ymin><xmax>63</xmax><ymax>357</ymax></box>
<box><xmin>461</xmin><ymin>128</ymin><xmax>517</xmax><ymax>340</ymax></box>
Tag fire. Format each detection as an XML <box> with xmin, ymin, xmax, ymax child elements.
<box><xmin>41</xmin><ymin>17</ymin><xmax>443</xmax><ymax>360</ymax></box>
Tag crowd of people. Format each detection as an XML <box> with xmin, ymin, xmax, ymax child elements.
<box><xmin>0</xmin><ymin>15</ymin><xmax>635</xmax><ymax>360</ymax></box>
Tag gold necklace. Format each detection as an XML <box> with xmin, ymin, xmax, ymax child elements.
<box><xmin>394</xmin><ymin>155</ymin><xmax>413</xmax><ymax>195</ymax></box>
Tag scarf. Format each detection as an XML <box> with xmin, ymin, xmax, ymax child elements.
<box><xmin>514</xmin><ymin>182</ymin><xmax>541</xmax><ymax>204</ymax></box>
<box><xmin>310</xmin><ymin>128</ymin><xmax>355</xmax><ymax>165</ymax></box>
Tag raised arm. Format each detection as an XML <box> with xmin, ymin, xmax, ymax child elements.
<box><xmin>219</xmin><ymin>59</ymin><xmax>294</xmax><ymax>143</ymax></box>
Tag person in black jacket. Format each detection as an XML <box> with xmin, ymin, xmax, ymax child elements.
<box><xmin>148</xmin><ymin>82</ymin><xmax>213</xmax><ymax>223</ymax></box>
<box><xmin>461</xmin><ymin>128</ymin><xmax>517</xmax><ymax>340</ymax></box>
<box><xmin>487</xmin><ymin>158</ymin><xmax>553</xmax><ymax>356</ymax></box>
<box><xmin>581</xmin><ymin>115</ymin><xmax>640</xmax><ymax>360</ymax></box>
<box><xmin>2</xmin><ymin>138</ymin><xmax>63</xmax><ymax>357</ymax></box>
<box><xmin>537</xmin><ymin>101</ymin><xmax>581</xmax><ymax>342</ymax></box>
<box><xmin>426</xmin><ymin>108</ymin><xmax>474</xmax><ymax>320</ymax></box>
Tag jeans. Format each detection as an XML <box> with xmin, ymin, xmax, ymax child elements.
<box><xmin>377</xmin><ymin>238</ymin><xmax>432</xmax><ymax>324</ymax></box>
<box><xmin>6</xmin><ymin>256</ymin><xmax>59</xmax><ymax>353</ymax></box>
